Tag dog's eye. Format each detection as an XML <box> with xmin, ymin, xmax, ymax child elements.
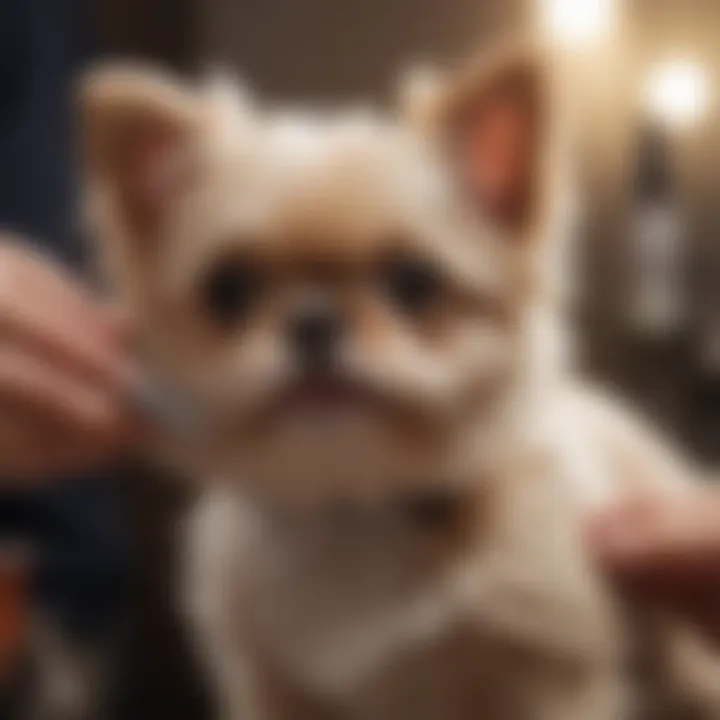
<box><xmin>200</xmin><ymin>260</ymin><xmax>260</xmax><ymax>327</ymax></box>
<box><xmin>381</xmin><ymin>256</ymin><xmax>443</xmax><ymax>314</ymax></box>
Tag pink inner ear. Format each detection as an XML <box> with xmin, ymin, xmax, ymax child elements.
<box><xmin>135</xmin><ymin>134</ymin><xmax>175</xmax><ymax>206</ymax></box>
<box><xmin>114</xmin><ymin>120</ymin><xmax>190</xmax><ymax>240</ymax></box>
<box><xmin>454</xmin><ymin>87</ymin><xmax>539</xmax><ymax>229</ymax></box>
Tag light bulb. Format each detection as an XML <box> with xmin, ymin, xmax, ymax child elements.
<box><xmin>645</xmin><ymin>60</ymin><xmax>710</xmax><ymax>129</ymax></box>
<box><xmin>538</xmin><ymin>0</ymin><xmax>615</xmax><ymax>46</ymax></box>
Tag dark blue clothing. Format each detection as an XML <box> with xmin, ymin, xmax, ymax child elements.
<box><xmin>0</xmin><ymin>0</ymin><xmax>83</xmax><ymax>255</ymax></box>
<box><xmin>0</xmin><ymin>0</ymin><xmax>127</xmax><ymax>640</ymax></box>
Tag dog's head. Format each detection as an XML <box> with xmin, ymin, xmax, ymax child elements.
<box><xmin>82</xmin><ymin>45</ymin><xmax>567</xmax><ymax>506</ymax></box>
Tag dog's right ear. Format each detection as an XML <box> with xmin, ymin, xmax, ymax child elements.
<box><xmin>81</xmin><ymin>66</ymin><xmax>200</xmax><ymax>248</ymax></box>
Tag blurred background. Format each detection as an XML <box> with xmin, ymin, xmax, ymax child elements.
<box><xmin>0</xmin><ymin>0</ymin><xmax>718</xmax><ymax>718</ymax></box>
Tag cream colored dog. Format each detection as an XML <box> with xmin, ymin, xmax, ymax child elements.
<box><xmin>82</xmin><ymin>42</ymin><xmax>720</xmax><ymax>719</ymax></box>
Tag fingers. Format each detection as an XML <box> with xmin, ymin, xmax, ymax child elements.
<box><xmin>0</xmin><ymin>238</ymin><xmax>141</xmax><ymax>480</ymax></box>
<box><xmin>590</xmin><ymin>489</ymin><xmax>720</xmax><ymax>578</ymax></box>
<box><xmin>0</xmin><ymin>245</ymin><xmax>130</xmax><ymax>391</ymax></box>
<box><xmin>0</xmin><ymin>241</ymin><xmax>113</xmax><ymax>337</ymax></box>
<box><xmin>0</xmin><ymin>346</ymin><xmax>127</xmax><ymax>430</ymax></box>
<box><xmin>588</xmin><ymin>487</ymin><xmax>720</xmax><ymax>640</ymax></box>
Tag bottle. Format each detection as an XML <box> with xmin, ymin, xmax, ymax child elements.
<box><xmin>629</xmin><ymin>123</ymin><xmax>687</xmax><ymax>337</ymax></box>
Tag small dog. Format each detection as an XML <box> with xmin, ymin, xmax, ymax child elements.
<box><xmin>82</xmin><ymin>42</ymin><xmax>720</xmax><ymax>719</ymax></box>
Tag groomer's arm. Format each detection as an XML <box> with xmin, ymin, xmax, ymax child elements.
<box><xmin>0</xmin><ymin>235</ymin><xmax>136</xmax><ymax>480</ymax></box>
<box><xmin>590</xmin><ymin>485</ymin><xmax>720</xmax><ymax>643</ymax></box>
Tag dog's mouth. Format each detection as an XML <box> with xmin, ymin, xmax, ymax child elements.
<box><xmin>272</xmin><ymin>372</ymin><xmax>382</xmax><ymax>417</ymax></box>
<box><xmin>244</xmin><ymin>370</ymin><xmax>407</xmax><ymax>435</ymax></box>
<box><xmin>238</xmin><ymin>370</ymin><xmax>443</xmax><ymax>446</ymax></box>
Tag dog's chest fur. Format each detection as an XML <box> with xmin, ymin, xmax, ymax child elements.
<box><xmin>244</xmin><ymin>507</ymin><xmax>465</xmax><ymax>694</ymax></box>
<box><xmin>186</xmin><ymin>413</ymin><xmax>625</xmax><ymax>715</ymax></box>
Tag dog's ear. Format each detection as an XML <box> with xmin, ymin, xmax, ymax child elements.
<box><xmin>81</xmin><ymin>65</ymin><xmax>200</xmax><ymax>248</ymax></box>
<box><xmin>435</xmin><ymin>46</ymin><xmax>560</xmax><ymax>240</ymax></box>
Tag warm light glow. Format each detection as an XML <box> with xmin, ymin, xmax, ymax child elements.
<box><xmin>645</xmin><ymin>61</ymin><xmax>710</xmax><ymax>129</ymax></box>
<box><xmin>538</xmin><ymin>0</ymin><xmax>615</xmax><ymax>46</ymax></box>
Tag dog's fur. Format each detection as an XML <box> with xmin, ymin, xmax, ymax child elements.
<box><xmin>82</xmin><ymin>43</ymin><xmax>720</xmax><ymax>719</ymax></box>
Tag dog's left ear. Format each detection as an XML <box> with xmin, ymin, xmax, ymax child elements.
<box><xmin>428</xmin><ymin>46</ymin><xmax>560</xmax><ymax>240</ymax></box>
<box><xmin>81</xmin><ymin>65</ymin><xmax>201</xmax><ymax>247</ymax></box>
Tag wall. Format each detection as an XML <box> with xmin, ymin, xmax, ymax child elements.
<box><xmin>197</xmin><ymin>0</ymin><xmax>527</xmax><ymax>100</ymax></box>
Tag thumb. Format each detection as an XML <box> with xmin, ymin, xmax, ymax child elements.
<box><xmin>586</xmin><ymin>493</ymin><xmax>666</xmax><ymax>569</ymax></box>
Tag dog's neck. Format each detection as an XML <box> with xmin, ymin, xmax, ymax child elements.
<box><xmin>252</xmin><ymin>484</ymin><xmax>474</xmax><ymax>538</ymax></box>
<box><xmin>214</xmin><ymin>357</ymin><xmax>556</xmax><ymax>538</ymax></box>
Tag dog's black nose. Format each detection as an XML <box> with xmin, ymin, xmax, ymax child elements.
<box><xmin>288</xmin><ymin>310</ymin><xmax>343</xmax><ymax>370</ymax></box>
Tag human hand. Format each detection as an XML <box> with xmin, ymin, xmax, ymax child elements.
<box><xmin>0</xmin><ymin>236</ymin><xmax>138</xmax><ymax>481</ymax></box>
<box><xmin>589</xmin><ymin>484</ymin><xmax>720</xmax><ymax>643</ymax></box>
